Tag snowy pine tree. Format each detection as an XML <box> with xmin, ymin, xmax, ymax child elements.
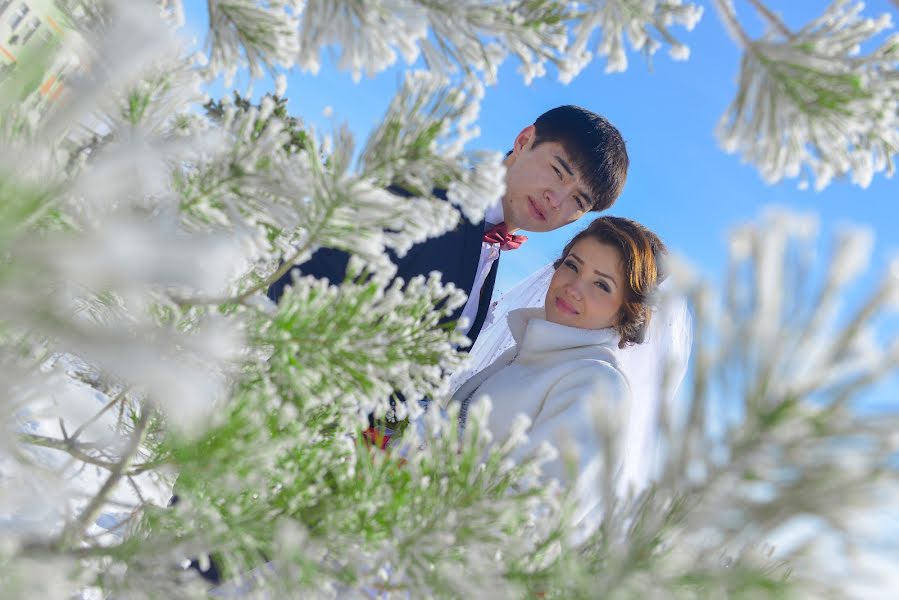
<box><xmin>1</xmin><ymin>1</ymin><xmax>897</xmax><ymax>597</ymax></box>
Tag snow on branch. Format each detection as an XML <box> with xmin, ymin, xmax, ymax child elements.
<box><xmin>194</xmin><ymin>0</ymin><xmax>702</xmax><ymax>85</ymax></box>
<box><xmin>715</xmin><ymin>0</ymin><xmax>899</xmax><ymax>190</ymax></box>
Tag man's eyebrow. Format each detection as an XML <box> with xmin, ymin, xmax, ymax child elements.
<box><xmin>555</xmin><ymin>155</ymin><xmax>593</xmax><ymax>208</ymax></box>
<box><xmin>570</xmin><ymin>252</ymin><xmax>618</xmax><ymax>286</ymax></box>
<box><xmin>554</xmin><ymin>155</ymin><xmax>574</xmax><ymax>176</ymax></box>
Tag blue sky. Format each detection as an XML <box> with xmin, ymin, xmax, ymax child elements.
<box><xmin>182</xmin><ymin>3</ymin><xmax>897</xmax><ymax>410</ymax></box>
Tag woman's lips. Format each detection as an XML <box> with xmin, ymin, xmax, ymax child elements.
<box><xmin>528</xmin><ymin>197</ymin><xmax>546</xmax><ymax>221</ymax></box>
<box><xmin>554</xmin><ymin>296</ymin><xmax>578</xmax><ymax>315</ymax></box>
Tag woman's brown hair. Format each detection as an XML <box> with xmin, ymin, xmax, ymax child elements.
<box><xmin>553</xmin><ymin>216</ymin><xmax>666</xmax><ymax>347</ymax></box>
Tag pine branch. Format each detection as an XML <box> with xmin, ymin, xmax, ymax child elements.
<box><xmin>713</xmin><ymin>0</ymin><xmax>753</xmax><ymax>49</ymax></box>
<box><xmin>68</xmin><ymin>386</ymin><xmax>131</xmax><ymax>442</ymax></box>
<box><xmin>58</xmin><ymin>407</ymin><xmax>152</xmax><ymax>546</ymax></box>
<box><xmin>716</xmin><ymin>1</ymin><xmax>899</xmax><ymax>188</ymax></box>
<box><xmin>745</xmin><ymin>0</ymin><xmax>792</xmax><ymax>38</ymax></box>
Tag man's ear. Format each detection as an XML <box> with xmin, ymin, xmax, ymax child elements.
<box><xmin>512</xmin><ymin>124</ymin><xmax>536</xmax><ymax>155</ymax></box>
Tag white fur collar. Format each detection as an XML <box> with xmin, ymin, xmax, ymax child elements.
<box><xmin>506</xmin><ymin>307</ymin><xmax>621</xmax><ymax>358</ymax></box>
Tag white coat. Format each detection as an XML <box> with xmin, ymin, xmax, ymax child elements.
<box><xmin>445</xmin><ymin>308</ymin><xmax>633</xmax><ymax>531</ymax></box>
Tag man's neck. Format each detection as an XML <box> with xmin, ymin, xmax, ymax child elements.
<box><xmin>485</xmin><ymin>197</ymin><xmax>505</xmax><ymax>227</ymax></box>
<box><xmin>499</xmin><ymin>152</ymin><xmax>518</xmax><ymax>232</ymax></box>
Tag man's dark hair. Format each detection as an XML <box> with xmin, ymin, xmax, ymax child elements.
<box><xmin>532</xmin><ymin>105</ymin><xmax>628</xmax><ymax>212</ymax></box>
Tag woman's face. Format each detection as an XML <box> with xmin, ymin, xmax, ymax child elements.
<box><xmin>544</xmin><ymin>237</ymin><xmax>626</xmax><ymax>330</ymax></box>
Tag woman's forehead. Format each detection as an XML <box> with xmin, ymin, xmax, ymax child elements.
<box><xmin>568</xmin><ymin>238</ymin><xmax>624</xmax><ymax>272</ymax></box>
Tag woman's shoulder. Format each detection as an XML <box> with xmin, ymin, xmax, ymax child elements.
<box><xmin>550</xmin><ymin>354</ymin><xmax>630</xmax><ymax>399</ymax></box>
<box><xmin>583</xmin><ymin>357</ymin><xmax>628</xmax><ymax>386</ymax></box>
<box><xmin>535</xmin><ymin>357</ymin><xmax>631</xmax><ymax>428</ymax></box>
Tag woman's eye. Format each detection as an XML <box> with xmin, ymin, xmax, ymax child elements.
<box><xmin>595</xmin><ymin>281</ymin><xmax>610</xmax><ymax>292</ymax></box>
<box><xmin>564</xmin><ymin>260</ymin><xmax>578</xmax><ymax>272</ymax></box>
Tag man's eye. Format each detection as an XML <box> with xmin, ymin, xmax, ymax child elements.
<box><xmin>552</xmin><ymin>166</ymin><xmax>562</xmax><ymax>179</ymax></box>
<box><xmin>575</xmin><ymin>198</ymin><xmax>585</xmax><ymax>211</ymax></box>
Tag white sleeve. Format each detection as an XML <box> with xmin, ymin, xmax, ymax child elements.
<box><xmin>442</xmin><ymin>344</ymin><xmax>517</xmax><ymax>410</ymax></box>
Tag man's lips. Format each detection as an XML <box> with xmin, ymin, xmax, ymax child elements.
<box><xmin>528</xmin><ymin>197</ymin><xmax>547</xmax><ymax>221</ymax></box>
<box><xmin>554</xmin><ymin>296</ymin><xmax>578</xmax><ymax>315</ymax></box>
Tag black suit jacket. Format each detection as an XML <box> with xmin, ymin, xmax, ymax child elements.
<box><xmin>267</xmin><ymin>208</ymin><xmax>499</xmax><ymax>348</ymax></box>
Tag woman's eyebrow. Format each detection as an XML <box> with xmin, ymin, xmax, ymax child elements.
<box><xmin>570</xmin><ymin>253</ymin><xmax>617</xmax><ymax>286</ymax></box>
<box><xmin>594</xmin><ymin>270</ymin><xmax>617</xmax><ymax>287</ymax></box>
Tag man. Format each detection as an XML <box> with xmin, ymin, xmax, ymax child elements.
<box><xmin>267</xmin><ymin>105</ymin><xmax>629</xmax><ymax>346</ymax></box>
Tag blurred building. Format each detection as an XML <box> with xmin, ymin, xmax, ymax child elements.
<box><xmin>0</xmin><ymin>0</ymin><xmax>72</xmax><ymax>103</ymax></box>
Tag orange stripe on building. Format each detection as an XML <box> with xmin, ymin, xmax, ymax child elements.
<box><xmin>0</xmin><ymin>45</ymin><xmax>16</xmax><ymax>63</ymax></box>
<box><xmin>50</xmin><ymin>84</ymin><xmax>64</xmax><ymax>101</ymax></box>
<box><xmin>39</xmin><ymin>75</ymin><xmax>57</xmax><ymax>96</ymax></box>
<box><xmin>47</xmin><ymin>15</ymin><xmax>64</xmax><ymax>35</ymax></box>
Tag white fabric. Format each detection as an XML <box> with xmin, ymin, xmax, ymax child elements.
<box><xmin>616</xmin><ymin>281</ymin><xmax>693</xmax><ymax>487</ymax></box>
<box><xmin>449</xmin><ymin>263</ymin><xmax>693</xmax><ymax>493</ymax></box>
<box><xmin>449</xmin><ymin>264</ymin><xmax>555</xmax><ymax>390</ymax></box>
<box><xmin>446</xmin><ymin>307</ymin><xmax>631</xmax><ymax>532</ymax></box>
<box><xmin>457</xmin><ymin>199</ymin><xmax>505</xmax><ymax>336</ymax></box>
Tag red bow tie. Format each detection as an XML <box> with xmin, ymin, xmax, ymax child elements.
<box><xmin>483</xmin><ymin>222</ymin><xmax>528</xmax><ymax>251</ymax></box>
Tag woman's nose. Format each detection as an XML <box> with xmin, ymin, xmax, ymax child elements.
<box><xmin>564</xmin><ymin>282</ymin><xmax>583</xmax><ymax>301</ymax></box>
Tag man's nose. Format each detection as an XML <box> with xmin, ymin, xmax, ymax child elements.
<box><xmin>545</xmin><ymin>182</ymin><xmax>572</xmax><ymax>209</ymax></box>
<box><xmin>545</xmin><ymin>184</ymin><xmax>565</xmax><ymax>210</ymax></box>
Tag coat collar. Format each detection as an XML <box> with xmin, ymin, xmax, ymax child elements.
<box><xmin>506</xmin><ymin>307</ymin><xmax>621</xmax><ymax>358</ymax></box>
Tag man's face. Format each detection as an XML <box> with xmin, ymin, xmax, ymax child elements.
<box><xmin>502</xmin><ymin>125</ymin><xmax>593</xmax><ymax>233</ymax></box>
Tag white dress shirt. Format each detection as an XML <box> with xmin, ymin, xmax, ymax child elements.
<box><xmin>458</xmin><ymin>200</ymin><xmax>506</xmax><ymax>337</ymax></box>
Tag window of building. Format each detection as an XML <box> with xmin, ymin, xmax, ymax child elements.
<box><xmin>19</xmin><ymin>16</ymin><xmax>40</xmax><ymax>45</ymax></box>
<box><xmin>0</xmin><ymin>60</ymin><xmax>15</xmax><ymax>85</ymax></box>
<box><xmin>37</xmin><ymin>25</ymin><xmax>53</xmax><ymax>47</ymax></box>
<box><xmin>8</xmin><ymin>3</ymin><xmax>28</xmax><ymax>31</ymax></box>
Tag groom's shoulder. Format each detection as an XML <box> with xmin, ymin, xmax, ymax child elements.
<box><xmin>386</xmin><ymin>183</ymin><xmax>448</xmax><ymax>201</ymax></box>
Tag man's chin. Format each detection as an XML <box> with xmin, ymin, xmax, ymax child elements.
<box><xmin>518</xmin><ymin>221</ymin><xmax>553</xmax><ymax>234</ymax></box>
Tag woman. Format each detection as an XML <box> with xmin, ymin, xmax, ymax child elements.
<box><xmin>444</xmin><ymin>216</ymin><xmax>667</xmax><ymax>527</ymax></box>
